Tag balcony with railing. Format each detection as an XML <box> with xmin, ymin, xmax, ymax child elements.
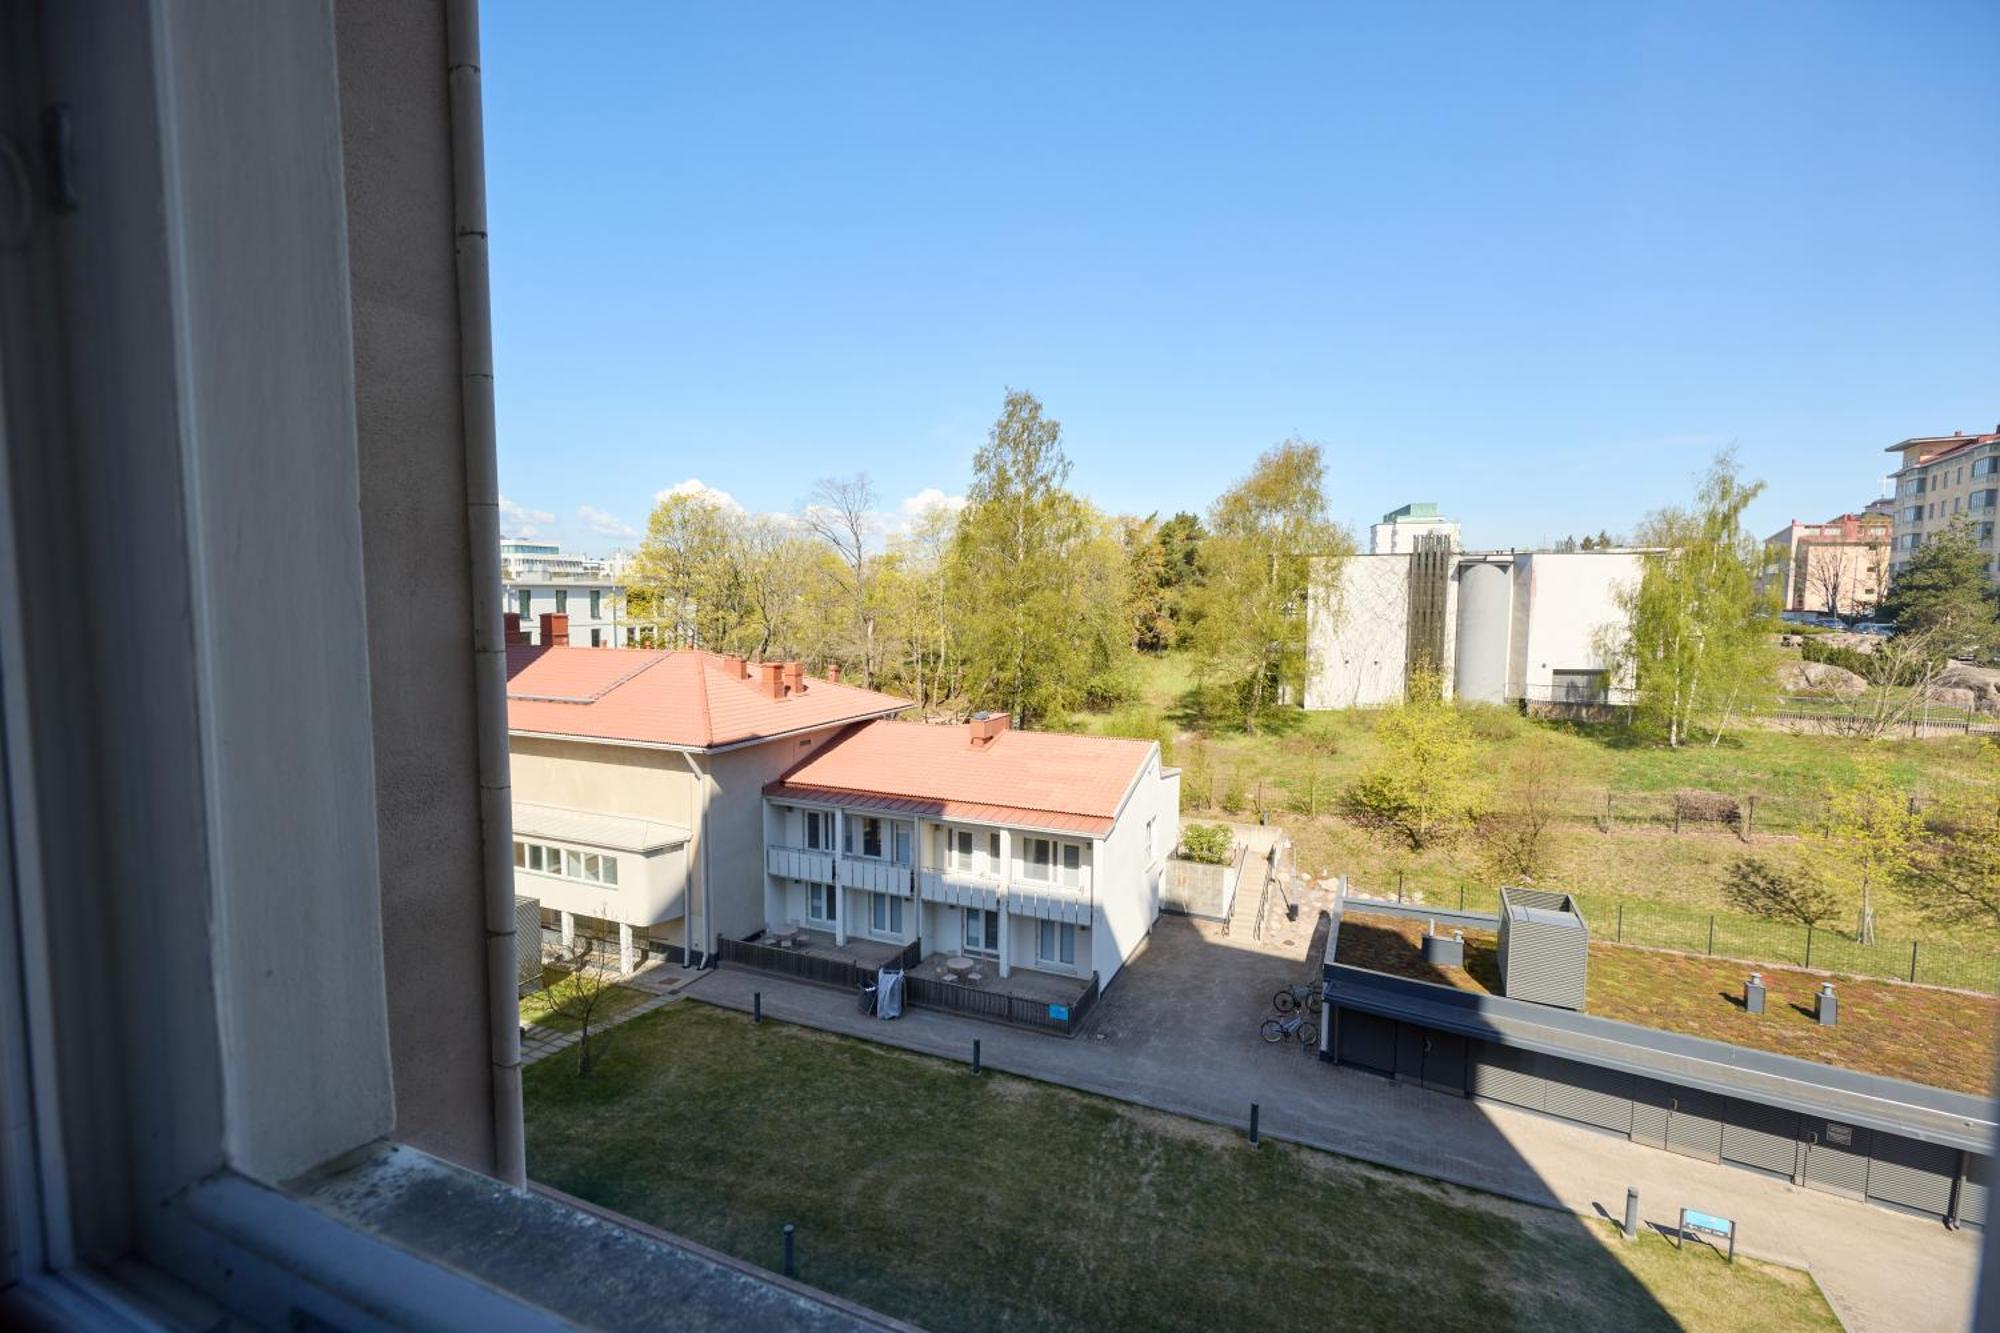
<box><xmin>765</xmin><ymin>844</ymin><xmax>835</xmax><ymax>883</ymax></box>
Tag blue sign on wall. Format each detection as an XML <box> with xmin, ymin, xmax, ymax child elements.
<box><xmin>1049</xmin><ymin>1004</ymin><xmax>1070</xmax><ymax>1021</ymax></box>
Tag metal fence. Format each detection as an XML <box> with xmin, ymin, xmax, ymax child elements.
<box><xmin>715</xmin><ymin>935</ymin><xmax>923</xmax><ymax>992</ymax></box>
<box><xmin>902</xmin><ymin>971</ymin><xmax>1101</xmax><ymax>1037</ymax></box>
<box><xmin>1348</xmin><ymin>880</ymin><xmax>2000</xmax><ymax>996</ymax></box>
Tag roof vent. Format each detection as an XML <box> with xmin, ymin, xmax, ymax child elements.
<box><xmin>538</xmin><ymin>612</ymin><xmax>569</xmax><ymax>647</ymax></box>
<box><xmin>969</xmin><ymin>712</ymin><xmax>1010</xmax><ymax>748</ymax></box>
<box><xmin>781</xmin><ymin>662</ymin><xmax>804</xmax><ymax>696</ymax></box>
<box><xmin>757</xmin><ymin>662</ymin><xmax>785</xmax><ymax>699</ymax></box>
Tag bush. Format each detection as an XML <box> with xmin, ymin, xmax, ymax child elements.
<box><xmin>1674</xmin><ymin>789</ymin><xmax>1740</xmax><ymax>827</ymax></box>
<box><xmin>1799</xmin><ymin>638</ymin><xmax>1881</xmax><ymax>683</ymax></box>
<box><xmin>1219</xmin><ymin>773</ymin><xmax>1250</xmax><ymax>814</ymax></box>
<box><xmin>1459</xmin><ymin>704</ymin><xmax>1524</xmax><ymax>743</ymax></box>
<box><xmin>1179</xmin><ymin>823</ymin><xmax>1234</xmax><ymax>865</ymax></box>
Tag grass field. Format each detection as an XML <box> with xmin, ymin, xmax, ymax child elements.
<box><xmin>525</xmin><ymin>1003</ymin><xmax>1841</xmax><ymax>1333</ymax></box>
<box><xmin>1337</xmin><ymin>912</ymin><xmax>1999</xmax><ymax>1094</ymax></box>
<box><xmin>518</xmin><ymin>975</ymin><xmax>649</xmax><ymax>1033</ymax></box>
<box><xmin>1079</xmin><ymin>653</ymin><xmax>2000</xmax><ymax>946</ymax></box>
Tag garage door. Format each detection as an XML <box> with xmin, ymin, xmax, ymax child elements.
<box><xmin>1721</xmin><ymin>1099</ymin><xmax>1799</xmax><ymax>1178</ymax></box>
<box><xmin>1539</xmin><ymin>1054</ymin><xmax>1634</xmax><ymax>1134</ymax></box>
<box><xmin>1631</xmin><ymin>1079</ymin><xmax>1671</xmax><ymax>1149</ymax></box>
<box><xmin>1336</xmin><ymin>1008</ymin><xmax>1398</xmax><ymax>1076</ymax></box>
<box><xmin>1800</xmin><ymin>1117</ymin><xmax>1872</xmax><ymax>1199</ymax></box>
<box><xmin>1471</xmin><ymin>1042</ymin><xmax>1544</xmax><ymax>1111</ymax></box>
<box><xmin>1866</xmin><ymin>1134</ymin><xmax>1958</xmax><ymax>1219</ymax></box>
<box><xmin>1661</xmin><ymin>1086</ymin><xmax>1724</xmax><ymax>1162</ymax></box>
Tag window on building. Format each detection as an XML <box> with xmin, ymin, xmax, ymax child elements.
<box><xmin>1060</xmin><ymin>842</ymin><xmax>1082</xmax><ymax>886</ymax></box>
<box><xmin>1037</xmin><ymin>921</ymin><xmax>1078</xmax><ymax>968</ymax></box>
<box><xmin>1023</xmin><ymin>836</ymin><xmax>1053</xmax><ymax>881</ymax></box>
<box><xmin>853</xmin><ymin>816</ymin><xmax>882</xmax><ymax>858</ymax></box>
<box><xmin>868</xmin><ymin>893</ymin><xmax>904</xmax><ymax>936</ymax></box>
<box><xmin>513</xmin><ymin>839</ymin><xmax>617</xmax><ymax>886</ymax></box>
<box><xmin>1145</xmin><ymin>816</ymin><xmax>1157</xmax><ymax>861</ymax></box>
<box><xmin>1975</xmin><ymin>457</ymin><xmax>1998</xmax><ymax>478</ymax></box>
<box><xmin>590</xmin><ymin>589</ymin><xmax>602</xmax><ymax>617</ymax></box>
<box><xmin>1551</xmin><ymin>669</ymin><xmax>1608</xmax><ymax>703</ymax></box>
<box><xmin>964</xmin><ymin>908</ymin><xmax>999</xmax><ymax>954</ymax></box>
<box><xmin>590</xmin><ymin>628</ymin><xmax>602</xmax><ymax>647</ymax></box>
<box><xmin>891</xmin><ymin>822</ymin><xmax>912</xmax><ymax>865</ymax></box>
<box><xmin>950</xmin><ymin>828</ymin><xmax>975</xmax><ymax>871</ymax></box>
<box><xmin>1981</xmin><ymin>522</ymin><xmax>1995</xmax><ymax>544</ymax></box>
<box><xmin>808</xmin><ymin>882</ymin><xmax>837</xmax><ymax>924</ymax></box>
<box><xmin>804</xmin><ymin>809</ymin><xmax>829</xmax><ymax>851</ymax></box>
<box><xmin>554</xmin><ymin>589</ymin><xmax>567</xmax><ymax>614</ymax></box>
<box><xmin>515</xmin><ymin>588</ymin><xmax>531</xmax><ymax>617</ymax></box>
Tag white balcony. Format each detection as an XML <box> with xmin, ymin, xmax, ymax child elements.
<box><xmin>917</xmin><ymin>868</ymin><xmax>1091</xmax><ymax>923</ymax></box>
<box><xmin>766</xmin><ymin>845</ymin><xmax>835</xmax><ymax>883</ymax></box>
<box><xmin>842</xmin><ymin>856</ymin><xmax>913</xmax><ymax>896</ymax></box>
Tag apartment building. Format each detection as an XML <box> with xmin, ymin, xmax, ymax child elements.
<box><xmin>500</xmin><ymin>539</ymin><xmax>633</xmax><ymax>646</ymax></box>
<box><xmin>505</xmin><ymin>639</ymin><xmax>911</xmax><ymax>971</ymax></box>
<box><xmin>1369</xmin><ymin>501</ymin><xmax>1461</xmax><ymax>554</ymax></box>
<box><xmin>763</xmin><ymin>714</ymin><xmax>1180</xmax><ymax>992</ymax></box>
<box><xmin>1885</xmin><ymin>428</ymin><xmax>2000</xmax><ymax>577</ymax></box>
<box><xmin>1762</xmin><ymin>511</ymin><xmax>1893</xmax><ymax>616</ymax></box>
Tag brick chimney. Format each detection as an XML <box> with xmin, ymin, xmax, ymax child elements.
<box><xmin>504</xmin><ymin>612</ymin><xmax>527</xmax><ymax>646</ymax></box>
<box><xmin>781</xmin><ymin>661</ymin><xmax>805</xmax><ymax>696</ymax></box>
<box><xmin>969</xmin><ymin>712</ymin><xmax>1010</xmax><ymax>748</ymax></box>
<box><xmin>825</xmin><ymin>662</ymin><xmax>842</xmax><ymax>684</ymax></box>
<box><xmin>718</xmin><ymin>654</ymin><xmax>745</xmax><ymax>680</ymax></box>
<box><xmin>757</xmin><ymin>661</ymin><xmax>786</xmax><ymax>699</ymax></box>
<box><xmin>538</xmin><ymin>613</ymin><xmax>569</xmax><ymax>647</ymax></box>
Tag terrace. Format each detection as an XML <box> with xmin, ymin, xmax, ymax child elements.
<box><xmin>1335</xmin><ymin>910</ymin><xmax>2000</xmax><ymax>1096</ymax></box>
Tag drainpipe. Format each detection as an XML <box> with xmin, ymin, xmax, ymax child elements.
<box><xmin>446</xmin><ymin>0</ymin><xmax>526</xmax><ymax>1189</ymax></box>
<box><xmin>677</xmin><ymin>752</ymin><xmax>711</xmax><ymax>965</ymax></box>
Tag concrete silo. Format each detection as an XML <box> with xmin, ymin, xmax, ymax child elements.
<box><xmin>1452</xmin><ymin>559</ymin><xmax>1512</xmax><ymax>704</ymax></box>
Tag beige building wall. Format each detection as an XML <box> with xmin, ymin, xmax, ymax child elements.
<box><xmin>1887</xmin><ymin>433</ymin><xmax>2000</xmax><ymax>577</ymax></box>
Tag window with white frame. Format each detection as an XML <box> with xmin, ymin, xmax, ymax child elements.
<box><xmin>1146</xmin><ymin>815</ymin><xmax>1157</xmax><ymax>861</ymax></box>
<box><xmin>950</xmin><ymin>828</ymin><xmax>976</xmax><ymax>872</ymax></box>
<box><xmin>1037</xmin><ymin>920</ymin><xmax>1078</xmax><ymax>969</ymax></box>
<box><xmin>808</xmin><ymin>881</ymin><xmax>837</xmax><ymax>924</ymax></box>
<box><xmin>803</xmin><ymin>808</ymin><xmax>831</xmax><ymax>851</ymax></box>
<box><xmin>964</xmin><ymin>907</ymin><xmax>999</xmax><ymax>954</ymax></box>
<box><xmin>513</xmin><ymin>838</ymin><xmax>618</xmax><ymax>886</ymax></box>
<box><xmin>868</xmin><ymin>892</ymin><xmax>905</xmax><ymax>937</ymax></box>
<box><xmin>1021</xmin><ymin>836</ymin><xmax>1084</xmax><ymax>886</ymax></box>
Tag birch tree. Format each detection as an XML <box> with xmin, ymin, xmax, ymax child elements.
<box><xmin>802</xmin><ymin>474</ymin><xmax>882</xmax><ymax>686</ymax></box>
<box><xmin>1805</xmin><ymin>752</ymin><xmax>1922</xmax><ymax>946</ymax></box>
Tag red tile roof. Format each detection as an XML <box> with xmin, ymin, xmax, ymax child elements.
<box><xmin>765</xmin><ymin>720</ymin><xmax>1159</xmax><ymax>837</ymax></box>
<box><xmin>506</xmin><ymin>647</ymin><xmax>909</xmax><ymax>750</ymax></box>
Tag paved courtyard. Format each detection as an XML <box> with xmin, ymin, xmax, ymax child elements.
<box><xmin>688</xmin><ymin>869</ymin><xmax>1982</xmax><ymax>1332</ymax></box>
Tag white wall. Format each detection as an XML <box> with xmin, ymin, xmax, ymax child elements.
<box><xmin>1305</xmin><ymin>555</ymin><xmax>1411</xmax><ymax>709</ymax></box>
<box><xmin>1089</xmin><ymin>751</ymin><xmax>1178</xmax><ymax>988</ymax></box>
<box><xmin>705</xmin><ymin>723</ymin><xmax>860</xmax><ymax>955</ymax></box>
<box><xmin>1509</xmin><ymin>552</ymin><xmax>1642</xmax><ymax>702</ymax></box>
<box><xmin>504</xmin><ymin>579</ymin><xmax>627</xmax><ymax>646</ymax></box>
<box><xmin>514</xmin><ymin>844</ymin><xmax>686</xmax><ymax>931</ymax></box>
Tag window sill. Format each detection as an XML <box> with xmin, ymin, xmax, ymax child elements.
<box><xmin>54</xmin><ymin>1143</ymin><xmax>911</xmax><ymax>1332</ymax></box>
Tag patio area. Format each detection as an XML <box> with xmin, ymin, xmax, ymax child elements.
<box><xmin>906</xmin><ymin>953</ymin><xmax>1093</xmax><ymax>1008</ymax></box>
<box><xmin>753</xmin><ymin>925</ymin><xmax>910</xmax><ymax>970</ymax></box>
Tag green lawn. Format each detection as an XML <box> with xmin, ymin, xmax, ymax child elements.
<box><xmin>526</xmin><ymin>1004</ymin><xmax>1840</xmax><ymax>1333</ymax></box>
<box><xmin>518</xmin><ymin>975</ymin><xmax>649</xmax><ymax>1033</ymax></box>
<box><xmin>1080</xmin><ymin>652</ymin><xmax>2000</xmax><ymax>946</ymax></box>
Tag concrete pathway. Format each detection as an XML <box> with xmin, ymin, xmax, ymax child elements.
<box><xmin>689</xmin><ymin>914</ymin><xmax>1981</xmax><ymax>1333</ymax></box>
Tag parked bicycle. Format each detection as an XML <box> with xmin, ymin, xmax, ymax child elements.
<box><xmin>1272</xmin><ymin>981</ymin><xmax>1322</xmax><ymax>1014</ymax></box>
<box><xmin>1261</xmin><ymin>1012</ymin><xmax>1317</xmax><ymax>1047</ymax></box>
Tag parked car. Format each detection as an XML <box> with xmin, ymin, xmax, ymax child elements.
<box><xmin>1853</xmin><ymin>622</ymin><xmax>1895</xmax><ymax>637</ymax></box>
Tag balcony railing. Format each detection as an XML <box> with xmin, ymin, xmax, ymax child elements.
<box><xmin>766</xmin><ymin>845</ymin><xmax>835</xmax><ymax>883</ymax></box>
<box><xmin>916</xmin><ymin>868</ymin><xmax>1092</xmax><ymax>921</ymax></box>
<box><xmin>842</xmin><ymin>856</ymin><xmax>913</xmax><ymax>896</ymax></box>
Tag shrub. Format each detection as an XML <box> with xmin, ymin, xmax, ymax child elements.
<box><xmin>1342</xmin><ymin>667</ymin><xmax>1476</xmax><ymax>849</ymax></box>
<box><xmin>1178</xmin><ymin>823</ymin><xmax>1234</xmax><ymax>865</ymax></box>
<box><xmin>1460</xmin><ymin>704</ymin><xmax>1523</xmax><ymax>744</ymax></box>
<box><xmin>1219</xmin><ymin>773</ymin><xmax>1250</xmax><ymax>814</ymax></box>
<box><xmin>1799</xmin><ymin>638</ymin><xmax>1881</xmax><ymax>683</ymax></box>
<box><xmin>1674</xmin><ymin>789</ymin><xmax>1740</xmax><ymax>827</ymax></box>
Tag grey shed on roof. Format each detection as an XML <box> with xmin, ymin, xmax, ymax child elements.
<box><xmin>1498</xmin><ymin>887</ymin><xmax>1589</xmax><ymax>1011</ymax></box>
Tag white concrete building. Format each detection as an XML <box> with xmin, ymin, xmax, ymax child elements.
<box><xmin>500</xmin><ymin>539</ymin><xmax>632</xmax><ymax>646</ymax></box>
<box><xmin>1368</xmin><ymin>501</ymin><xmax>1461</xmax><ymax>555</ymax></box>
<box><xmin>1306</xmin><ymin>548</ymin><xmax>1643</xmax><ymax>710</ymax></box>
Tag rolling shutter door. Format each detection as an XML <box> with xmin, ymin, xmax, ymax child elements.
<box><xmin>1663</xmin><ymin>1086</ymin><xmax>1724</xmax><ymax>1163</ymax></box>
<box><xmin>1471</xmin><ymin>1042</ymin><xmax>1544</xmax><ymax>1112</ymax></box>
<box><xmin>1337</xmin><ymin>1009</ymin><xmax>1397</xmax><ymax>1076</ymax></box>
<box><xmin>1960</xmin><ymin>1155</ymin><xmax>1990</xmax><ymax>1229</ymax></box>
<box><xmin>1630</xmin><ymin>1079</ymin><xmax>1671</xmax><ymax>1149</ymax></box>
<box><xmin>1721</xmin><ymin>1099</ymin><xmax>1799</xmax><ymax>1178</ymax></box>
<box><xmin>1538</xmin><ymin>1054</ymin><xmax>1634</xmax><ymax>1134</ymax></box>
<box><xmin>1800</xmin><ymin>1117</ymin><xmax>1872</xmax><ymax>1199</ymax></box>
<box><xmin>1866</xmin><ymin>1134</ymin><xmax>1958</xmax><ymax>1219</ymax></box>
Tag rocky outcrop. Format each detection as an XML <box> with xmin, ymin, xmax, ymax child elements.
<box><xmin>1934</xmin><ymin>661</ymin><xmax>2000</xmax><ymax>714</ymax></box>
<box><xmin>1778</xmin><ymin>659</ymin><xmax>1867</xmax><ymax>696</ymax></box>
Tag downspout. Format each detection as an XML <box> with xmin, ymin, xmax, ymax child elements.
<box><xmin>446</xmin><ymin>0</ymin><xmax>527</xmax><ymax>1189</ymax></box>
<box><xmin>678</xmin><ymin>752</ymin><xmax>712</xmax><ymax>966</ymax></box>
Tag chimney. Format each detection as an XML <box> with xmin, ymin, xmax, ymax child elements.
<box><xmin>781</xmin><ymin>661</ymin><xmax>805</xmax><ymax>696</ymax></box>
<box><xmin>757</xmin><ymin>661</ymin><xmax>785</xmax><ymax>699</ymax></box>
<box><xmin>504</xmin><ymin>612</ymin><xmax>527</xmax><ymax>646</ymax></box>
<box><xmin>718</xmin><ymin>654</ymin><xmax>745</xmax><ymax>680</ymax></box>
<box><xmin>539</xmin><ymin>612</ymin><xmax>569</xmax><ymax>647</ymax></box>
<box><xmin>969</xmin><ymin>712</ymin><xmax>1011</xmax><ymax>748</ymax></box>
<box><xmin>825</xmin><ymin>662</ymin><xmax>842</xmax><ymax>684</ymax></box>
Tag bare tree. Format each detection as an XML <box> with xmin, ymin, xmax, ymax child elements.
<box><xmin>1473</xmin><ymin>738</ymin><xmax>1562</xmax><ymax>880</ymax></box>
<box><xmin>801</xmin><ymin>474</ymin><xmax>880</xmax><ymax>686</ymax></box>
<box><xmin>537</xmin><ymin>936</ymin><xmax>623</xmax><ymax>1077</ymax></box>
<box><xmin>1803</xmin><ymin>626</ymin><xmax>1947</xmax><ymax>740</ymax></box>
<box><xmin>1799</xmin><ymin>542</ymin><xmax>1849</xmax><ymax>618</ymax></box>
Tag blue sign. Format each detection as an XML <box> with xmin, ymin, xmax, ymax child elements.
<box><xmin>1049</xmin><ymin>1004</ymin><xmax>1070</xmax><ymax>1021</ymax></box>
<box><xmin>1684</xmin><ymin>1210</ymin><xmax>1732</xmax><ymax>1236</ymax></box>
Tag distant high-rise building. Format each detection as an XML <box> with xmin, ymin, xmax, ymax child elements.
<box><xmin>1368</xmin><ymin>502</ymin><xmax>1460</xmax><ymax>554</ymax></box>
<box><xmin>1883</xmin><ymin>427</ymin><xmax>2000</xmax><ymax>578</ymax></box>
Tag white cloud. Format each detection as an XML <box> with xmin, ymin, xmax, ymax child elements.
<box><xmin>654</xmin><ymin>477</ymin><xmax>745</xmax><ymax>513</ymax></box>
<box><xmin>577</xmin><ymin>504</ymin><xmax>638</xmax><ymax>538</ymax></box>
<box><xmin>498</xmin><ymin>495</ymin><xmax>556</xmax><ymax>538</ymax></box>
<box><xmin>897</xmin><ymin>487</ymin><xmax>967</xmax><ymax>519</ymax></box>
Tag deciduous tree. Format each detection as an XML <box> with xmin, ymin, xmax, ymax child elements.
<box><xmin>1804</xmin><ymin>753</ymin><xmax>1922</xmax><ymax>945</ymax></box>
<box><xmin>1345</xmin><ymin>666</ymin><xmax>1475</xmax><ymax>849</ymax></box>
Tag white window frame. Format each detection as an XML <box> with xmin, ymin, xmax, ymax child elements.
<box><xmin>1036</xmin><ymin>920</ymin><xmax>1079</xmax><ymax>970</ymax></box>
<box><xmin>866</xmin><ymin>892</ymin><xmax>904</xmax><ymax>939</ymax></box>
<box><xmin>807</xmin><ymin>882</ymin><xmax>838</xmax><ymax>926</ymax></box>
<box><xmin>963</xmin><ymin>907</ymin><xmax>999</xmax><ymax>955</ymax></box>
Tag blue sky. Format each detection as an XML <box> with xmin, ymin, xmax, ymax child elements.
<box><xmin>484</xmin><ymin>2</ymin><xmax>2000</xmax><ymax>554</ymax></box>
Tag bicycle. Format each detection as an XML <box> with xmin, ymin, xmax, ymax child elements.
<box><xmin>1272</xmin><ymin>981</ymin><xmax>1322</xmax><ymax>1014</ymax></box>
<box><xmin>1261</xmin><ymin>1012</ymin><xmax>1317</xmax><ymax>1047</ymax></box>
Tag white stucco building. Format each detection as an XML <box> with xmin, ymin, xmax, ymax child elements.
<box><xmin>1305</xmin><ymin>548</ymin><xmax>1643</xmax><ymax>710</ymax></box>
<box><xmin>1368</xmin><ymin>501</ymin><xmax>1461</xmax><ymax>554</ymax></box>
